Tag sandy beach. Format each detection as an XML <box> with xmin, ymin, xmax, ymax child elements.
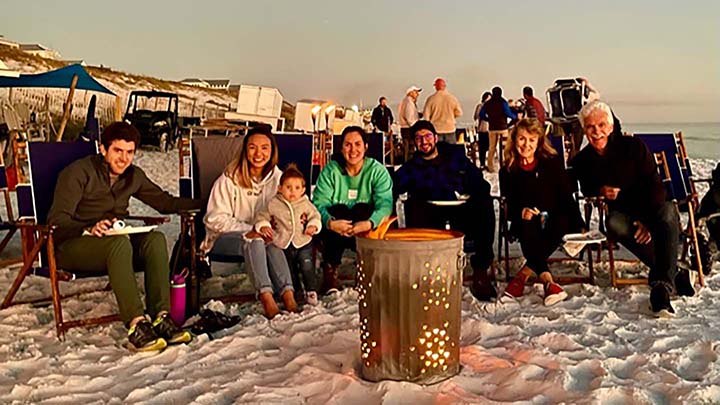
<box><xmin>0</xmin><ymin>150</ymin><xmax>716</xmax><ymax>403</ymax></box>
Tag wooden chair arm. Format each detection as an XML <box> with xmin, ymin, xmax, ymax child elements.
<box><xmin>178</xmin><ymin>209</ymin><xmax>201</xmax><ymax>218</ymax></box>
<box><xmin>693</xmin><ymin>177</ymin><xmax>713</xmax><ymax>184</ymax></box>
<box><xmin>125</xmin><ymin>216</ymin><xmax>170</xmax><ymax>226</ymax></box>
<box><xmin>14</xmin><ymin>220</ymin><xmax>54</xmax><ymax>233</ymax></box>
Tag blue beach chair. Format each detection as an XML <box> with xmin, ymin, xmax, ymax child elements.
<box><xmin>177</xmin><ymin>133</ymin><xmax>315</xmax><ymax>312</ymax></box>
<box><xmin>1</xmin><ymin>141</ymin><xmax>168</xmax><ymax>339</ymax></box>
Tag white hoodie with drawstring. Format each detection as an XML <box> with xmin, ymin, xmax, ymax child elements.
<box><xmin>201</xmin><ymin>167</ymin><xmax>282</xmax><ymax>253</ymax></box>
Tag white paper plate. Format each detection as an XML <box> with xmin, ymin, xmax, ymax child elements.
<box><xmin>562</xmin><ymin>231</ymin><xmax>606</xmax><ymax>243</ymax></box>
<box><xmin>104</xmin><ymin>225</ymin><xmax>158</xmax><ymax>236</ymax></box>
<box><xmin>428</xmin><ymin>200</ymin><xmax>467</xmax><ymax>206</ymax></box>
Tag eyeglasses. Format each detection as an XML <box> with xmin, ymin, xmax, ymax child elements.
<box><xmin>414</xmin><ymin>133</ymin><xmax>435</xmax><ymax>142</ymax></box>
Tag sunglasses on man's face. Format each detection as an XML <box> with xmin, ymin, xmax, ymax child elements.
<box><xmin>414</xmin><ymin>133</ymin><xmax>435</xmax><ymax>142</ymax></box>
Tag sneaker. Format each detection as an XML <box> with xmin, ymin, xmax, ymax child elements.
<box><xmin>543</xmin><ymin>283</ymin><xmax>568</xmax><ymax>306</ymax></box>
<box><xmin>650</xmin><ymin>283</ymin><xmax>676</xmax><ymax>318</ymax></box>
<box><xmin>470</xmin><ymin>269</ymin><xmax>497</xmax><ymax>302</ymax></box>
<box><xmin>503</xmin><ymin>276</ymin><xmax>526</xmax><ymax>299</ymax></box>
<box><xmin>306</xmin><ymin>291</ymin><xmax>319</xmax><ymax>306</ymax></box>
<box><xmin>128</xmin><ymin>319</ymin><xmax>167</xmax><ymax>352</ymax></box>
<box><xmin>674</xmin><ymin>269</ymin><xmax>696</xmax><ymax>297</ymax></box>
<box><xmin>153</xmin><ymin>313</ymin><xmax>192</xmax><ymax>345</ymax></box>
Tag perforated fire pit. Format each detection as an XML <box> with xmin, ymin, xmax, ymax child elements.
<box><xmin>356</xmin><ymin>228</ymin><xmax>465</xmax><ymax>384</ymax></box>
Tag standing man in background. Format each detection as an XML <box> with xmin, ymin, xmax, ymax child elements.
<box><xmin>479</xmin><ymin>86</ymin><xmax>517</xmax><ymax>172</ymax></box>
<box><xmin>473</xmin><ymin>91</ymin><xmax>492</xmax><ymax>170</ymax></box>
<box><xmin>371</xmin><ymin>97</ymin><xmax>394</xmax><ymax>134</ymax></box>
<box><xmin>522</xmin><ymin>86</ymin><xmax>546</xmax><ymax>125</ymax></box>
<box><xmin>398</xmin><ymin>85</ymin><xmax>422</xmax><ymax>162</ymax></box>
<box><xmin>423</xmin><ymin>77</ymin><xmax>463</xmax><ymax>144</ymax></box>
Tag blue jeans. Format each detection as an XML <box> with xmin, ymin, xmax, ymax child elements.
<box><xmin>211</xmin><ymin>232</ymin><xmax>293</xmax><ymax>295</ymax></box>
<box><xmin>606</xmin><ymin>201</ymin><xmax>679</xmax><ymax>287</ymax></box>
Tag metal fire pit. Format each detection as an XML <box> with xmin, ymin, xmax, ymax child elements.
<box><xmin>356</xmin><ymin>228</ymin><xmax>465</xmax><ymax>384</ymax></box>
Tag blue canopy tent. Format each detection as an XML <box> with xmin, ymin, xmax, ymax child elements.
<box><xmin>0</xmin><ymin>64</ymin><xmax>114</xmax><ymax>95</ymax></box>
<box><xmin>0</xmin><ymin>64</ymin><xmax>116</xmax><ymax>141</ymax></box>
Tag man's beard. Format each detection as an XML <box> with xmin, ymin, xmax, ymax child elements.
<box><xmin>420</xmin><ymin>145</ymin><xmax>437</xmax><ymax>157</ymax></box>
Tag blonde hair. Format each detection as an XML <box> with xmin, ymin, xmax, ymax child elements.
<box><xmin>225</xmin><ymin>129</ymin><xmax>279</xmax><ymax>188</ymax></box>
<box><xmin>504</xmin><ymin>118</ymin><xmax>557</xmax><ymax>170</ymax></box>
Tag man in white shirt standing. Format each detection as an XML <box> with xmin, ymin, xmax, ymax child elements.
<box><xmin>398</xmin><ymin>85</ymin><xmax>422</xmax><ymax>161</ymax></box>
<box><xmin>423</xmin><ymin>77</ymin><xmax>463</xmax><ymax>144</ymax></box>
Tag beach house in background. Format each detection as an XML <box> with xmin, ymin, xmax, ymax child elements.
<box><xmin>0</xmin><ymin>36</ymin><xmax>20</xmax><ymax>49</ymax></box>
<box><xmin>180</xmin><ymin>78</ymin><xmax>230</xmax><ymax>90</ymax></box>
<box><xmin>224</xmin><ymin>84</ymin><xmax>284</xmax><ymax>131</ymax></box>
<box><xmin>19</xmin><ymin>44</ymin><xmax>61</xmax><ymax>60</ymax></box>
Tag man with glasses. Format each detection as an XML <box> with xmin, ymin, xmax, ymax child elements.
<box><xmin>393</xmin><ymin>120</ymin><xmax>497</xmax><ymax>301</ymax></box>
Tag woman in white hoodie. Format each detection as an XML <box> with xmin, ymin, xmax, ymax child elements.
<box><xmin>202</xmin><ymin>127</ymin><xmax>296</xmax><ymax>319</ymax></box>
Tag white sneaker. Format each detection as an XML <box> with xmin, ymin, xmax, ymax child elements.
<box><xmin>306</xmin><ymin>291</ymin><xmax>319</xmax><ymax>306</ymax></box>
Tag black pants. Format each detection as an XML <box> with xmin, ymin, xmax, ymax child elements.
<box><xmin>284</xmin><ymin>243</ymin><xmax>317</xmax><ymax>292</ymax></box>
<box><xmin>514</xmin><ymin>215</ymin><xmax>574</xmax><ymax>275</ymax></box>
<box><xmin>477</xmin><ymin>131</ymin><xmax>489</xmax><ymax>167</ymax></box>
<box><xmin>606</xmin><ymin>202</ymin><xmax>680</xmax><ymax>287</ymax></box>
<box><xmin>404</xmin><ymin>197</ymin><xmax>495</xmax><ymax>271</ymax></box>
<box><xmin>319</xmin><ymin>203</ymin><xmax>374</xmax><ymax>266</ymax></box>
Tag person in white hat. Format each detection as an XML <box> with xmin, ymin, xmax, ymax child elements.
<box><xmin>398</xmin><ymin>85</ymin><xmax>422</xmax><ymax>161</ymax></box>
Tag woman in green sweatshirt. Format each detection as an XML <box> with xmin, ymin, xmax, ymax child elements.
<box><xmin>312</xmin><ymin>126</ymin><xmax>393</xmax><ymax>293</ymax></box>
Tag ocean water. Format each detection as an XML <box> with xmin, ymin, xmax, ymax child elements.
<box><xmin>624</xmin><ymin>122</ymin><xmax>719</xmax><ymax>160</ymax></box>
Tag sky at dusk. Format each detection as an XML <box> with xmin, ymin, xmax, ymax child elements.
<box><xmin>2</xmin><ymin>0</ymin><xmax>718</xmax><ymax>123</ymax></box>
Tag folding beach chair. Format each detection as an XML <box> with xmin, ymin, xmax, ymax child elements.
<box><xmin>495</xmin><ymin>187</ymin><xmax>598</xmax><ymax>285</ymax></box>
<box><xmin>634</xmin><ymin>133</ymin><xmax>705</xmax><ymax>286</ymax></box>
<box><xmin>275</xmin><ymin>132</ymin><xmax>315</xmax><ymax>195</ymax></box>
<box><xmin>1</xmin><ymin>141</ymin><xmax>168</xmax><ymax>339</ymax></box>
<box><xmin>0</xmin><ymin>149</ymin><xmax>20</xmax><ymax>267</ymax></box>
<box><xmin>177</xmin><ymin>133</ymin><xmax>315</xmax><ymax>313</ymax></box>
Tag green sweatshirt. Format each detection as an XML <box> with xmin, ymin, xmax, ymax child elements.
<box><xmin>312</xmin><ymin>157</ymin><xmax>394</xmax><ymax>228</ymax></box>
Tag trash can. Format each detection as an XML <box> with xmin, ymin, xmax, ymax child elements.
<box><xmin>356</xmin><ymin>228</ymin><xmax>465</xmax><ymax>384</ymax></box>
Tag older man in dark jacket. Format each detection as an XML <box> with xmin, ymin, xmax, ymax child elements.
<box><xmin>48</xmin><ymin>122</ymin><xmax>201</xmax><ymax>351</ymax></box>
<box><xmin>394</xmin><ymin>120</ymin><xmax>496</xmax><ymax>301</ymax></box>
<box><xmin>570</xmin><ymin>100</ymin><xmax>689</xmax><ymax>317</ymax></box>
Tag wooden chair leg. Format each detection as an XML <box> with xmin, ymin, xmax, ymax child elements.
<box><xmin>687</xmin><ymin>204</ymin><xmax>704</xmax><ymax>287</ymax></box>
<box><xmin>1</xmin><ymin>237</ymin><xmax>45</xmax><ymax>309</ymax></box>
<box><xmin>608</xmin><ymin>240</ymin><xmax>617</xmax><ymax>288</ymax></box>
<box><xmin>46</xmin><ymin>234</ymin><xmax>65</xmax><ymax>340</ymax></box>
<box><xmin>587</xmin><ymin>244</ymin><xmax>595</xmax><ymax>285</ymax></box>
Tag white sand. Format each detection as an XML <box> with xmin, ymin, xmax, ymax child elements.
<box><xmin>0</xmin><ymin>151</ymin><xmax>717</xmax><ymax>404</ymax></box>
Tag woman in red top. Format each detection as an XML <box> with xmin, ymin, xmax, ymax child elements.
<box><xmin>499</xmin><ymin>119</ymin><xmax>585</xmax><ymax>305</ymax></box>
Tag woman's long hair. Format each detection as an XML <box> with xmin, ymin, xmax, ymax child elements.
<box><xmin>503</xmin><ymin>118</ymin><xmax>557</xmax><ymax>170</ymax></box>
<box><xmin>332</xmin><ymin>125</ymin><xmax>368</xmax><ymax>170</ymax></box>
<box><xmin>225</xmin><ymin>127</ymin><xmax>279</xmax><ymax>188</ymax></box>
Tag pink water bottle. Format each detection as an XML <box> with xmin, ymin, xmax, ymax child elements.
<box><xmin>170</xmin><ymin>268</ymin><xmax>188</xmax><ymax>326</ymax></box>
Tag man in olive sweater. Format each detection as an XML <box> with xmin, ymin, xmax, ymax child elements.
<box><xmin>48</xmin><ymin>122</ymin><xmax>201</xmax><ymax>351</ymax></box>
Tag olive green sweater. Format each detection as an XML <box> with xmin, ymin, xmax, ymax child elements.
<box><xmin>48</xmin><ymin>154</ymin><xmax>200</xmax><ymax>244</ymax></box>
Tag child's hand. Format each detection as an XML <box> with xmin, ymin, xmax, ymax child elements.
<box><xmin>259</xmin><ymin>226</ymin><xmax>274</xmax><ymax>240</ymax></box>
<box><xmin>305</xmin><ymin>225</ymin><xmax>318</xmax><ymax>236</ymax></box>
<box><xmin>244</xmin><ymin>230</ymin><xmax>263</xmax><ymax>240</ymax></box>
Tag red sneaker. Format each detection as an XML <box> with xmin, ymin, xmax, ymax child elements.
<box><xmin>503</xmin><ymin>276</ymin><xmax>527</xmax><ymax>299</ymax></box>
<box><xmin>543</xmin><ymin>283</ymin><xmax>568</xmax><ymax>306</ymax></box>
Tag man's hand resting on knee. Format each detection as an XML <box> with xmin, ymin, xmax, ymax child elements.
<box><xmin>633</xmin><ymin>221</ymin><xmax>652</xmax><ymax>244</ymax></box>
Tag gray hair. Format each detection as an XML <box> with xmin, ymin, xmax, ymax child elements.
<box><xmin>579</xmin><ymin>100</ymin><xmax>613</xmax><ymax>128</ymax></box>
